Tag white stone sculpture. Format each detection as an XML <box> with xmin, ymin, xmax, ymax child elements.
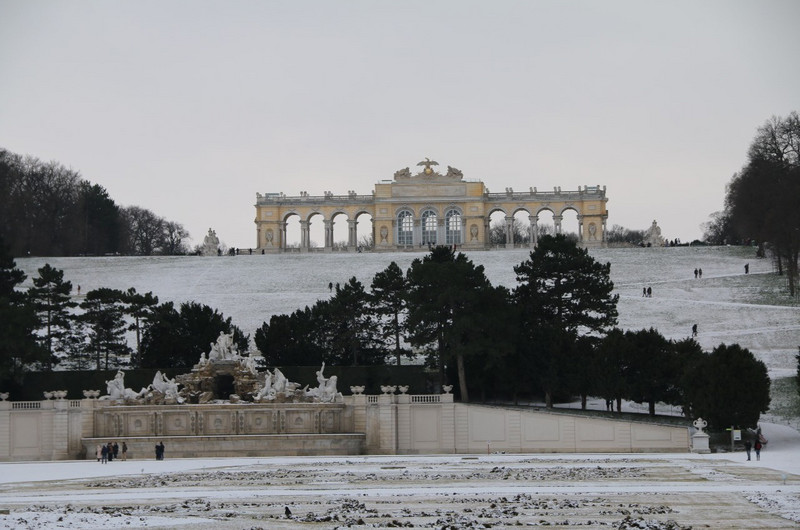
<box><xmin>151</xmin><ymin>371</ymin><xmax>183</xmax><ymax>403</ymax></box>
<box><xmin>306</xmin><ymin>362</ymin><xmax>341</xmax><ymax>403</ymax></box>
<box><xmin>692</xmin><ymin>417</ymin><xmax>708</xmax><ymax>434</ymax></box>
<box><xmin>202</xmin><ymin>228</ymin><xmax>220</xmax><ymax>256</ymax></box>
<box><xmin>207</xmin><ymin>332</ymin><xmax>239</xmax><ymax>361</ymax></box>
<box><xmin>349</xmin><ymin>386</ymin><xmax>365</xmax><ymax>395</ymax></box>
<box><xmin>255</xmin><ymin>368</ymin><xmax>298</xmax><ymax>401</ymax></box>
<box><xmin>691</xmin><ymin>417</ymin><xmax>710</xmax><ymax>453</ymax></box>
<box><xmin>255</xmin><ymin>369</ymin><xmax>276</xmax><ymax>400</ymax></box>
<box><xmin>643</xmin><ymin>220</ymin><xmax>665</xmax><ymax>247</ymax></box>
<box><xmin>102</xmin><ymin>370</ymin><xmax>146</xmax><ymax>401</ymax></box>
<box><xmin>242</xmin><ymin>353</ymin><xmax>259</xmax><ymax>375</ymax></box>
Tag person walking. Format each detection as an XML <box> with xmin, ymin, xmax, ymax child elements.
<box><xmin>744</xmin><ymin>439</ymin><xmax>752</xmax><ymax>461</ymax></box>
<box><xmin>106</xmin><ymin>442</ymin><xmax>113</xmax><ymax>462</ymax></box>
<box><xmin>694</xmin><ymin>268</ymin><xmax>698</xmax><ymax>278</ymax></box>
<box><xmin>100</xmin><ymin>444</ymin><xmax>108</xmax><ymax>464</ymax></box>
<box><xmin>112</xmin><ymin>442</ymin><xmax>119</xmax><ymax>460</ymax></box>
<box><xmin>745</xmin><ymin>263</ymin><xmax>749</xmax><ymax>274</ymax></box>
<box><xmin>646</xmin><ymin>287</ymin><xmax>652</xmax><ymax>298</ymax></box>
<box><xmin>698</xmin><ymin>268</ymin><xmax>703</xmax><ymax>278</ymax></box>
<box><xmin>692</xmin><ymin>324</ymin><xmax>698</xmax><ymax>337</ymax></box>
<box><xmin>96</xmin><ymin>444</ymin><xmax>102</xmax><ymax>462</ymax></box>
<box><xmin>121</xmin><ymin>441</ymin><xmax>128</xmax><ymax>461</ymax></box>
<box><xmin>754</xmin><ymin>438</ymin><xmax>762</xmax><ymax>461</ymax></box>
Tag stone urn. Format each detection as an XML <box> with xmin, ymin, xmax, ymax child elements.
<box><xmin>83</xmin><ymin>390</ymin><xmax>100</xmax><ymax>399</ymax></box>
<box><xmin>53</xmin><ymin>390</ymin><xmax>67</xmax><ymax>399</ymax></box>
<box><xmin>349</xmin><ymin>386</ymin><xmax>365</xmax><ymax>395</ymax></box>
<box><xmin>380</xmin><ymin>385</ymin><xmax>397</xmax><ymax>395</ymax></box>
<box><xmin>0</xmin><ymin>392</ymin><xmax>8</xmax><ymax>401</ymax></box>
<box><xmin>43</xmin><ymin>391</ymin><xmax>54</xmax><ymax>400</ymax></box>
<box><xmin>442</xmin><ymin>385</ymin><xmax>453</xmax><ymax>394</ymax></box>
<box><xmin>397</xmin><ymin>385</ymin><xmax>409</xmax><ymax>394</ymax></box>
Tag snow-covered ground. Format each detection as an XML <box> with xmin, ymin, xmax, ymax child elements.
<box><xmin>8</xmin><ymin>246</ymin><xmax>800</xmax><ymax>528</ymax></box>
<box><xmin>17</xmin><ymin>245</ymin><xmax>800</xmax><ymax>377</ymax></box>
<box><xmin>1</xmin><ymin>422</ymin><xmax>799</xmax><ymax>528</ymax></box>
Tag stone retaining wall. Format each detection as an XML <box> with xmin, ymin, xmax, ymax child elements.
<box><xmin>0</xmin><ymin>394</ymin><xmax>690</xmax><ymax>461</ymax></box>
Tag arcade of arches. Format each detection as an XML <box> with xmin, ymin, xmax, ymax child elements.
<box><xmin>254</xmin><ymin>161</ymin><xmax>608</xmax><ymax>252</ymax></box>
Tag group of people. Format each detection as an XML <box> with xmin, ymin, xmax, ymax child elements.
<box><xmin>744</xmin><ymin>428</ymin><xmax>767</xmax><ymax>461</ymax></box>
<box><xmin>693</xmin><ymin>268</ymin><xmax>703</xmax><ymax>278</ymax></box>
<box><xmin>96</xmin><ymin>441</ymin><xmax>127</xmax><ymax>463</ymax></box>
<box><xmin>642</xmin><ymin>286</ymin><xmax>653</xmax><ymax>297</ymax></box>
<box><xmin>95</xmin><ymin>440</ymin><xmax>166</xmax><ymax>461</ymax></box>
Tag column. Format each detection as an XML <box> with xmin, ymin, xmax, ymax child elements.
<box><xmin>323</xmin><ymin>220</ymin><xmax>333</xmax><ymax>251</ymax></box>
<box><xmin>348</xmin><ymin>219</ymin><xmax>358</xmax><ymax>250</ymax></box>
<box><xmin>504</xmin><ymin>216</ymin><xmax>515</xmax><ymax>249</ymax></box>
<box><xmin>554</xmin><ymin>215</ymin><xmax>563</xmax><ymax>234</ymax></box>
<box><xmin>577</xmin><ymin>215</ymin><xmax>584</xmax><ymax>243</ymax></box>
<box><xmin>483</xmin><ymin>217</ymin><xmax>491</xmax><ymax>248</ymax></box>
<box><xmin>279</xmin><ymin>222</ymin><xmax>287</xmax><ymax>251</ymax></box>
<box><xmin>299</xmin><ymin>220</ymin><xmax>309</xmax><ymax>252</ymax></box>
<box><xmin>602</xmin><ymin>216</ymin><xmax>608</xmax><ymax>243</ymax></box>
<box><xmin>529</xmin><ymin>215</ymin><xmax>538</xmax><ymax>248</ymax></box>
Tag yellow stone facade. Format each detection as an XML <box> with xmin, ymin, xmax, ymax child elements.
<box><xmin>254</xmin><ymin>161</ymin><xmax>608</xmax><ymax>252</ymax></box>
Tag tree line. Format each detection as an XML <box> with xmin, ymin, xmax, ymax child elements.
<box><xmin>0</xmin><ymin>147</ymin><xmax>190</xmax><ymax>257</ymax></box>
<box><xmin>254</xmin><ymin>236</ymin><xmax>769</xmax><ymax>429</ymax></box>
<box><xmin>0</xmin><ymin>235</ymin><xmax>770</xmax><ymax>430</ymax></box>
<box><xmin>703</xmin><ymin>111</ymin><xmax>800</xmax><ymax>295</ymax></box>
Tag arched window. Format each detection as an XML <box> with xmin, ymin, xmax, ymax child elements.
<box><xmin>421</xmin><ymin>210</ymin><xmax>437</xmax><ymax>245</ymax></box>
<box><xmin>445</xmin><ymin>209</ymin><xmax>462</xmax><ymax>245</ymax></box>
<box><xmin>397</xmin><ymin>210</ymin><xmax>413</xmax><ymax>246</ymax></box>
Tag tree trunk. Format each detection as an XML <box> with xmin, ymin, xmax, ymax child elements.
<box><xmin>616</xmin><ymin>397</ymin><xmax>622</xmax><ymax>412</ymax></box>
<box><xmin>456</xmin><ymin>353</ymin><xmax>469</xmax><ymax>402</ymax></box>
<box><xmin>649</xmin><ymin>400</ymin><xmax>656</xmax><ymax>416</ymax></box>
<box><xmin>581</xmin><ymin>394</ymin><xmax>587</xmax><ymax>410</ymax></box>
<box><xmin>545</xmin><ymin>390</ymin><xmax>553</xmax><ymax>408</ymax></box>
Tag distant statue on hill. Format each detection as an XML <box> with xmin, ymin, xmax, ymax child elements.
<box><xmin>643</xmin><ymin>220</ymin><xmax>665</xmax><ymax>247</ymax></box>
<box><xmin>202</xmin><ymin>228</ymin><xmax>220</xmax><ymax>256</ymax></box>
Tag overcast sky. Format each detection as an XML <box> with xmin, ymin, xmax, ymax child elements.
<box><xmin>2</xmin><ymin>0</ymin><xmax>798</xmax><ymax>248</ymax></box>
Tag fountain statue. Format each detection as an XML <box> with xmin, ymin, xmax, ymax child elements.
<box><xmin>150</xmin><ymin>371</ymin><xmax>183</xmax><ymax>403</ymax></box>
<box><xmin>306</xmin><ymin>362</ymin><xmax>341</xmax><ymax>403</ymax></box>
<box><xmin>101</xmin><ymin>370</ymin><xmax>147</xmax><ymax>401</ymax></box>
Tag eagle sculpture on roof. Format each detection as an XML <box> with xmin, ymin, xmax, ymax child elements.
<box><xmin>417</xmin><ymin>157</ymin><xmax>439</xmax><ymax>175</ymax></box>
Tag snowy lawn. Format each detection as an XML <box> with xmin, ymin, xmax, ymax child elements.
<box><xmin>1</xmin><ymin>422</ymin><xmax>799</xmax><ymax>528</ymax></box>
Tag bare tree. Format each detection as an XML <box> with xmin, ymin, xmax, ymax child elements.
<box><xmin>727</xmin><ymin>112</ymin><xmax>800</xmax><ymax>295</ymax></box>
<box><xmin>162</xmin><ymin>221</ymin><xmax>189</xmax><ymax>255</ymax></box>
<box><xmin>122</xmin><ymin>206</ymin><xmax>164</xmax><ymax>255</ymax></box>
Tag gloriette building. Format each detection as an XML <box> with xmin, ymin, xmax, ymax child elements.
<box><xmin>254</xmin><ymin>159</ymin><xmax>608</xmax><ymax>252</ymax></box>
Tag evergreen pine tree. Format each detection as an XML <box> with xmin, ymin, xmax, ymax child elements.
<box><xmin>28</xmin><ymin>263</ymin><xmax>77</xmax><ymax>370</ymax></box>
